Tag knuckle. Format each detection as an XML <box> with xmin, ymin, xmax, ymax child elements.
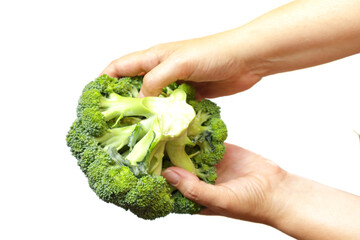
<box><xmin>149</xmin><ymin>43</ymin><xmax>165</xmax><ymax>52</ymax></box>
<box><xmin>148</xmin><ymin>43</ymin><xmax>174</xmax><ymax>63</ymax></box>
<box><xmin>142</xmin><ymin>74</ymin><xmax>162</xmax><ymax>96</ymax></box>
<box><xmin>105</xmin><ymin>60</ymin><xmax>119</xmax><ymax>74</ymax></box>
<box><xmin>143</xmin><ymin>71</ymin><xmax>154</xmax><ymax>84</ymax></box>
<box><xmin>145</xmin><ymin>44</ymin><xmax>162</xmax><ymax>60</ymax></box>
<box><xmin>109</xmin><ymin>59</ymin><xmax>118</xmax><ymax>66</ymax></box>
<box><xmin>145</xmin><ymin>54</ymin><xmax>161</xmax><ymax>70</ymax></box>
<box><xmin>169</xmin><ymin>55</ymin><xmax>193</xmax><ymax>79</ymax></box>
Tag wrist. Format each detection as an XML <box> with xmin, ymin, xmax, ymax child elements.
<box><xmin>228</xmin><ymin>26</ymin><xmax>274</xmax><ymax>79</ymax></box>
<box><xmin>264</xmin><ymin>172</ymin><xmax>360</xmax><ymax>239</ymax></box>
<box><xmin>263</xmin><ymin>172</ymin><xmax>300</xmax><ymax>228</ymax></box>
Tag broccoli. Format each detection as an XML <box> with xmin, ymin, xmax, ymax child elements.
<box><xmin>66</xmin><ymin>74</ymin><xmax>227</xmax><ymax>220</ymax></box>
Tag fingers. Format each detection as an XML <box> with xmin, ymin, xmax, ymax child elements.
<box><xmin>140</xmin><ymin>59</ymin><xmax>188</xmax><ymax>96</ymax></box>
<box><xmin>100</xmin><ymin>50</ymin><xmax>160</xmax><ymax>78</ymax></box>
<box><xmin>162</xmin><ymin>167</ymin><xmax>223</xmax><ymax>208</ymax></box>
<box><xmin>101</xmin><ymin>47</ymin><xmax>188</xmax><ymax>97</ymax></box>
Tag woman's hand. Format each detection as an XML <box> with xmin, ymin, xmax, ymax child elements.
<box><xmin>163</xmin><ymin>143</ymin><xmax>286</xmax><ymax>223</ymax></box>
<box><xmin>163</xmin><ymin>143</ymin><xmax>360</xmax><ymax>239</ymax></box>
<box><xmin>101</xmin><ymin>32</ymin><xmax>263</xmax><ymax>98</ymax></box>
<box><xmin>102</xmin><ymin>0</ymin><xmax>360</xmax><ymax>99</ymax></box>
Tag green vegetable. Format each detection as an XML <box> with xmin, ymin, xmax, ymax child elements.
<box><xmin>66</xmin><ymin>74</ymin><xmax>227</xmax><ymax>220</ymax></box>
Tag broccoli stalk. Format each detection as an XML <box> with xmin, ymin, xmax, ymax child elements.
<box><xmin>166</xmin><ymin>131</ymin><xmax>218</xmax><ymax>184</ymax></box>
<box><xmin>80</xmin><ymin>87</ymin><xmax>196</xmax><ymax>177</ymax></box>
<box><xmin>126</xmin><ymin>127</ymin><xmax>155</xmax><ymax>166</ymax></box>
<box><xmin>166</xmin><ymin>131</ymin><xmax>197</xmax><ymax>174</ymax></box>
<box><xmin>95</xmin><ymin>124</ymin><xmax>138</xmax><ymax>151</ymax></box>
<box><xmin>148</xmin><ymin>141</ymin><xmax>166</xmax><ymax>176</ymax></box>
<box><xmin>100</xmin><ymin>93</ymin><xmax>153</xmax><ymax>121</ymax></box>
<box><xmin>187</xmin><ymin>111</ymin><xmax>210</xmax><ymax>136</ymax></box>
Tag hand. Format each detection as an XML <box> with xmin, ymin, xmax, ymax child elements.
<box><xmin>163</xmin><ymin>143</ymin><xmax>360</xmax><ymax>239</ymax></box>
<box><xmin>101</xmin><ymin>32</ymin><xmax>263</xmax><ymax>98</ymax></box>
<box><xmin>102</xmin><ymin>0</ymin><xmax>360</xmax><ymax>99</ymax></box>
<box><xmin>162</xmin><ymin>143</ymin><xmax>286</xmax><ymax>223</ymax></box>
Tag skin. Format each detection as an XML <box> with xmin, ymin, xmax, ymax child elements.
<box><xmin>102</xmin><ymin>0</ymin><xmax>360</xmax><ymax>238</ymax></box>
<box><xmin>163</xmin><ymin>144</ymin><xmax>360</xmax><ymax>239</ymax></box>
<box><xmin>101</xmin><ymin>35</ymin><xmax>262</xmax><ymax>98</ymax></box>
<box><xmin>102</xmin><ymin>0</ymin><xmax>360</xmax><ymax>98</ymax></box>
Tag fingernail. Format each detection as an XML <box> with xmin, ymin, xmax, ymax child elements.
<box><xmin>163</xmin><ymin>170</ymin><xmax>180</xmax><ymax>186</ymax></box>
<box><xmin>138</xmin><ymin>91</ymin><xmax>144</xmax><ymax>98</ymax></box>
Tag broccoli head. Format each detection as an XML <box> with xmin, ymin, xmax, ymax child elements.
<box><xmin>66</xmin><ymin>74</ymin><xmax>227</xmax><ymax>220</ymax></box>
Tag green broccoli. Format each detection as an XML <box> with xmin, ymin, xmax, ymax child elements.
<box><xmin>66</xmin><ymin>74</ymin><xmax>227</xmax><ymax>220</ymax></box>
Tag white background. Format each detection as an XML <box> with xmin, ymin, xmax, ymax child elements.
<box><xmin>1</xmin><ymin>0</ymin><xmax>359</xmax><ymax>239</ymax></box>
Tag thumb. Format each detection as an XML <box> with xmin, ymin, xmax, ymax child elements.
<box><xmin>162</xmin><ymin>167</ymin><xmax>221</xmax><ymax>207</ymax></box>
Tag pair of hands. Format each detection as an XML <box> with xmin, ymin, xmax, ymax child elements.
<box><xmin>101</xmin><ymin>34</ymin><xmax>283</xmax><ymax>224</ymax></box>
<box><xmin>101</xmin><ymin>0</ymin><xmax>360</xmax><ymax>237</ymax></box>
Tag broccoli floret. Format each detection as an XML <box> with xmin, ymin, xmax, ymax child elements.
<box><xmin>172</xmin><ymin>191</ymin><xmax>203</xmax><ymax>214</ymax></box>
<box><xmin>111</xmin><ymin>76</ymin><xmax>142</xmax><ymax>97</ymax></box>
<box><xmin>66</xmin><ymin>74</ymin><xmax>227</xmax><ymax>220</ymax></box>
<box><xmin>189</xmin><ymin>99</ymin><xmax>220</xmax><ymax>117</ymax></box>
<box><xmin>125</xmin><ymin>175</ymin><xmax>174</xmax><ymax>220</ymax></box>
<box><xmin>161</xmin><ymin>82</ymin><xmax>196</xmax><ymax>100</ymax></box>
<box><xmin>193</xmin><ymin>141</ymin><xmax>226</xmax><ymax>166</ymax></box>
<box><xmin>82</xmin><ymin>74</ymin><xmax>118</xmax><ymax>95</ymax></box>
<box><xmin>85</xmin><ymin>150</ymin><xmax>138</xmax><ymax>206</ymax></box>
<box><xmin>66</xmin><ymin>119</ymin><xmax>98</xmax><ymax>163</ymax></box>
<box><xmin>186</xmin><ymin>99</ymin><xmax>227</xmax><ymax>166</ymax></box>
<box><xmin>79</xmin><ymin>144</ymin><xmax>105</xmax><ymax>174</ymax></box>
<box><xmin>161</xmin><ymin>82</ymin><xmax>179</xmax><ymax>96</ymax></box>
<box><xmin>82</xmin><ymin>74</ymin><xmax>142</xmax><ymax>97</ymax></box>
<box><xmin>177</xmin><ymin>82</ymin><xmax>196</xmax><ymax>100</ymax></box>
<box><xmin>97</xmin><ymin>165</ymin><xmax>137</xmax><ymax>204</ymax></box>
<box><xmin>195</xmin><ymin>163</ymin><xmax>218</xmax><ymax>184</ymax></box>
